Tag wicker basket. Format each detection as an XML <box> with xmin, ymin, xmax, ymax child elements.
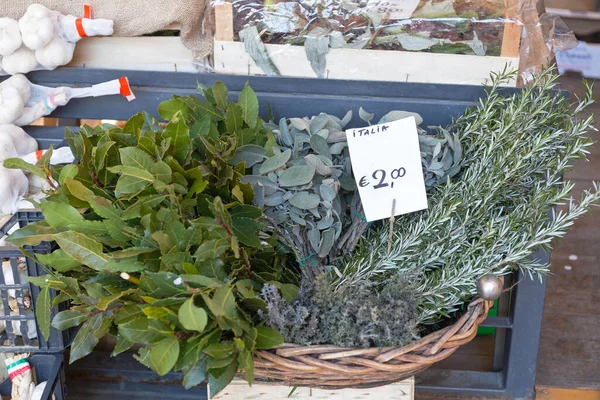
<box><xmin>254</xmin><ymin>298</ymin><xmax>493</xmax><ymax>389</ymax></box>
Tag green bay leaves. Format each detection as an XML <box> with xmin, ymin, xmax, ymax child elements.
<box><xmin>178</xmin><ymin>298</ymin><xmax>208</xmax><ymax>332</ymax></box>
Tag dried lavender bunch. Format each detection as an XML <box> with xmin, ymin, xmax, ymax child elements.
<box><xmin>261</xmin><ymin>274</ymin><xmax>418</xmax><ymax>348</ymax></box>
<box><xmin>334</xmin><ymin>68</ymin><xmax>600</xmax><ymax>325</ymax></box>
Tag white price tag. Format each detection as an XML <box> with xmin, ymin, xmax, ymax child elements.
<box><xmin>366</xmin><ymin>0</ymin><xmax>421</xmax><ymax>19</ymax></box>
<box><xmin>346</xmin><ymin>117</ymin><xmax>428</xmax><ymax>222</ymax></box>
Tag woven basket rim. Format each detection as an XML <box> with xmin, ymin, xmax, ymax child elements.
<box><xmin>253</xmin><ymin>297</ymin><xmax>493</xmax><ymax>389</ymax></box>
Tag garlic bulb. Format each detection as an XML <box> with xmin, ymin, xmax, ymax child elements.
<box><xmin>59</xmin><ymin>15</ymin><xmax>114</xmax><ymax>43</ymax></box>
<box><xmin>0</xmin><ymin>134</ymin><xmax>18</xmax><ymax>161</ymax></box>
<box><xmin>0</xmin><ymin>18</ymin><xmax>22</xmax><ymax>56</ymax></box>
<box><xmin>2</xmin><ymin>46</ymin><xmax>38</xmax><ymax>75</ymax></box>
<box><xmin>0</xmin><ymin>74</ymin><xmax>31</xmax><ymax>102</ymax></box>
<box><xmin>0</xmin><ymin>87</ymin><xmax>25</xmax><ymax>125</ymax></box>
<box><xmin>0</xmin><ymin>125</ymin><xmax>37</xmax><ymax>156</ymax></box>
<box><xmin>18</xmin><ymin>4</ymin><xmax>55</xmax><ymax>50</ymax></box>
<box><xmin>35</xmin><ymin>37</ymin><xmax>73</xmax><ymax>70</ymax></box>
<box><xmin>0</xmin><ymin>166</ymin><xmax>29</xmax><ymax>215</ymax></box>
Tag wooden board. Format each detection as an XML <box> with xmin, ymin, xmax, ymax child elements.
<box><xmin>67</xmin><ymin>37</ymin><xmax>196</xmax><ymax>73</ymax></box>
<box><xmin>214</xmin><ymin>41</ymin><xmax>519</xmax><ymax>86</ymax></box>
<box><xmin>536</xmin><ymin>387</ymin><xmax>600</xmax><ymax>399</ymax></box>
<box><xmin>212</xmin><ymin>377</ymin><xmax>414</xmax><ymax>399</ymax></box>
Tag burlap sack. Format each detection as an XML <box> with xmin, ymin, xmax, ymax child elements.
<box><xmin>0</xmin><ymin>0</ymin><xmax>213</xmax><ymax>57</ymax></box>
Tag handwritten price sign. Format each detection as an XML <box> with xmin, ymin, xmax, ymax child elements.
<box><xmin>365</xmin><ymin>0</ymin><xmax>420</xmax><ymax>19</ymax></box>
<box><xmin>346</xmin><ymin>116</ymin><xmax>428</xmax><ymax>222</ymax></box>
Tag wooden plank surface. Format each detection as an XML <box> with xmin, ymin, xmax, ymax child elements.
<box><xmin>214</xmin><ymin>41</ymin><xmax>519</xmax><ymax>86</ymax></box>
<box><xmin>535</xmin><ymin>75</ymin><xmax>600</xmax><ymax>391</ymax></box>
<box><xmin>67</xmin><ymin>37</ymin><xmax>196</xmax><ymax>72</ymax></box>
<box><xmin>212</xmin><ymin>377</ymin><xmax>414</xmax><ymax>399</ymax></box>
<box><xmin>536</xmin><ymin>387</ymin><xmax>600</xmax><ymax>399</ymax></box>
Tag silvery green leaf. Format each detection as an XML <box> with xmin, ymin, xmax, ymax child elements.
<box><xmin>396</xmin><ymin>34</ymin><xmax>439</xmax><ymax>51</ymax></box>
<box><xmin>317</xmin><ymin>227</ymin><xmax>336</xmax><ymax>257</ymax></box>
<box><xmin>332</xmin><ymin>221</ymin><xmax>342</xmax><ymax>240</ymax></box>
<box><xmin>304</xmin><ymin>154</ymin><xmax>332</xmax><ymax>176</ymax></box>
<box><xmin>259</xmin><ymin>149</ymin><xmax>292</xmax><ymax>174</ymax></box>
<box><xmin>320</xmin><ymin>184</ymin><xmax>336</xmax><ymax>201</ymax></box>
<box><xmin>240</xmin><ymin>175</ymin><xmax>279</xmax><ymax>195</ymax></box>
<box><xmin>308</xmin><ymin>207</ymin><xmax>320</xmax><ymax>219</ymax></box>
<box><xmin>273</xmin><ymin>211</ymin><xmax>289</xmax><ymax>224</ymax></box>
<box><xmin>321</xmin><ymin>200</ymin><xmax>332</xmax><ymax>209</ymax></box>
<box><xmin>378</xmin><ymin>111</ymin><xmax>424</xmax><ymax>125</ymax></box>
<box><xmin>254</xmin><ymin>184</ymin><xmax>265</xmax><ymax>207</ymax></box>
<box><xmin>318</xmin><ymin>155</ymin><xmax>333</xmax><ymax>167</ymax></box>
<box><xmin>229</xmin><ymin>145</ymin><xmax>266</xmax><ymax>168</ymax></box>
<box><xmin>315</xmin><ymin>129</ymin><xmax>329</xmax><ymax>139</ymax></box>
<box><xmin>465</xmin><ymin>39</ymin><xmax>486</xmax><ymax>56</ymax></box>
<box><xmin>290</xmin><ymin>118</ymin><xmax>311</xmax><ymax>132</ymax></box>
<box><xmin>310</xmin><ymin>114</ymin><xmax>330</xmax><ymax>134</ymax></box>
<box><xmin>317</xmin><ymin>218</ymin><xmax>334</xmax><ymax>230</ymax></box>
<box><xmin>447</xmin><ymin>165</ymin><xmax>461</xmax><ymax>177</ymax></box>
<box><xmin>310</xmin><ymin>135</ymin><xmax>331</xmax><ymax>159</ymax></box>
<box><xmin>430</xmin><ymin>168</ymin><xmax>445</xmax><ymax>177</ymax></box>
<box><xmin>264</xmin><ymin>193</ymin><xmax>286</xmax><ymax>207</ymax></box>
<box><xmin>453</xmin><ymin>134</ymin><xmax>462</xmax><ymax>164</ymax></box>
<box><xmin>332</xmin><ymin>197</ymin><xmax>342</xmax><ymax>217</ymax></box>
<box><xmin>283</xmin><ymin>191</ymin><xmax>294</xmax><ymax>200</ymax></box>
<box><xmin>308</xmin><ymin>228</ymin><xmax>321</xmax><ymax>253</ymax></box>
<box><xmin>432</xmin><ymin>142</ymin><xmax>442</xmax><ymax>159</ymax></box>
<box><xmin>279</xmin><ymin>118</ymin><xmax>293</xmax><ymax>147</ymax></box>
<box><xmin>289</xmin><ymin>212</ymin><xmax>306</xmax><ymax>226</ymax></box>
<box><xmin>268</xmin><ymin>172</ymin><xmax>279</xmax><ymax>182</ymax></box>
<box><xmin>239</xmin><ymin>26</ymin><xmax>281</xmax><ymax>76</ymax></box>
<box><xmin>304</xmin><ymin>27</ymin><xmax>330</xmax><ymax>78</ymax></box>
<box><xmin>330</xmin><ymin>142</ymin><xmax>347</xmax><ymax>155</ymax></box>
<box><xmin>359</xmin><ymin>107</ymin><xmax>374</xmax><ymax>123</ymax></box>
<box><xmin>279</xmin><ymin>165</ymin><xmax>316</xmax><ymax>187</ymax></box>
<box><xmin>289</xmin><ymin>192</ymin><xmax>320</xmax><ymax>210</ymax></box>
<box><xmin>326</xmin><ymin>131</ymin><xmax>347</xmax><ymax>143</ymax></box>
<box><xmin>430</xmin><ymin>161</ymin><xmax>443</xmax><ymax>170</ymax></box>
<box><xmin>441</xmin><ymin>149</ymin><xmax>453</xmax><ymax>170</ymax></box>
<box><xmin>340</xmin><ymin>110</ymin><xmax>352</xmax><ymax>128</ymax></box>
<box><xmin>326</xmin><ymin>115</ymin><xmax>342</xmax><ymax>131</ymax></box>
<box><xmin>339</xmin><ymin>173</ymin><xmax>357</xmax><ymax>191</ymax></box>
<box><xmin>322</xmin><ymin>178</ymin><xmax>334</xmax><ymax>185</ymax></box>
<box><xmin>347</xmin><ymin>31</ymin><xmax>371</xmax><ymax>49</ymax></box>
<box><xmin>329</xmin><ymin>31</ymin><xmax>347</xmax><ymax>49</ymax></box>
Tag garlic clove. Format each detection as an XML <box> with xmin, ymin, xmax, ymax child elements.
<box><xmin>0</xmin><ymin>18</ymin><xmax>22</xmax><ymax>56</ymax></box>
<box><xmin>0</xmin><ymin>87</ymin><xmax>25</xmax><ymax>124</ymax></box>
<box><xmin>2</xmin><ymin>46</ymin><xmax>38</xmax><ymax>75</ymax></box>
<box><xmin>0</xmin><ymin>125</ymin><xmax>37</xmax><ymax>155</ymax></box>
<box><xmin>19</xmin><ymin>4</ymin><xmax>55</xmax><ymax>50</ymax></box>
<box><xmin>35</xmin><ymin>37</ymin><xmax>73</xmax><ymax>70</ymax></box>
<box><xmin>0</xmin><ymin>74</ymin><xmax>32</xmax><ymax>102</ymax></box>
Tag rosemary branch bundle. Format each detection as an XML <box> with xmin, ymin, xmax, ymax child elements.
<box><xmin>333</xmin><ymin>69</ymin><xmax>600</xmax><ymax>325</ymax></box>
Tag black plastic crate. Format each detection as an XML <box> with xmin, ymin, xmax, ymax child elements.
<box><xmin>0</xmin><ymin>212</ymin><xmax>75</xmax><ymax>352</ymax></box>
<box><xmin>0</xmin><ymin>353</ymin><xmax>65</xmax><ymax>400</ymax></box>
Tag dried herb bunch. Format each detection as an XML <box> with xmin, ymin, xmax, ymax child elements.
<box><xmin>241</xmin><ymin>108</ymin><xmax>462</xmax><ymax>281</ymax></box>
<box><xmin>261</xmin><ymin>275</ymin><xmax>418</xmax><ymax>348</ymax></box>
<box><xmin>335</xmin><ymin>69</ymin><xmax>600</xmax><ymax>325</ymax></box>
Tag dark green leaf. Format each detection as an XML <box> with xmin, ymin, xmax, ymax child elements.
<box><xmin>3</xmin><ymin>158</ymin><xmax>47</xmax><ymax>180</ymax></box>
<box><xmin>150</xmin><ymin>336</ymin><xmax>180</xmax><ymax>376</ymax></box>
<box><xmin>202</xmin><ymin>286</ymin><xmax>236</xmax><ymax>318</ymax></box>
<box><xmin>226</xmin><ymin>103</ymin><xmax>244</xmax><ymax>134</ymax></box>
<box><xmin>112</xmin><ymin>334</ymin><xmax>134</xmax><ymax>357</ymax></box>
<box><xmin>255</xmin><ymin>326</ymin><xmax>284</xmax><ymax>349</ymax></box>
<box><xmin>36</xmin><ymin>249</ymin><xmax>80</xmax><ymax>272</ymax></box>
<box><xmin>119</xmin><ymin>317</ymin><xmax>164</xmax><ymax>344</ymax></box>
<box><xmin>238</xmin><ymin>82</ymin><xmax>259</xmax><ymax>128</ymax></box>
<box><xmin>158</xmin><ymin>99</ymin><xmax>186</xmax><ymax>120</ymax></box>
<box><xmin>120</xmin><ymin>147</ymin><xmax>154</xmax><ymax>171</ymax></box>
<box><xmin>178</xmin><ymin>298</ymin><xmax>208</xmax><ymax>332</ymax></box>
<box><xmin>212</xmin><ymin>82</ymin><xmax>228</xmax><ymax>110</ymax></box>
<box><xmin>70</xmin><ymin>314</ymin><xmax>103</xmax><ymax>363</ymax></box>
<box><xmin>204</xmin><ymin>342</ymin><xmax>234</xmax><ymax>359</ymax></box>
<box><xmin>163</xmin><ymin>118</ymin><xmax>191</xmax><ymax>164</ymax></box>
<box><xmin>52</xmin><ymin>310</ymin><xmax>86</xmax><ymax>331</ymax></box>
<box><xmin>36</xmin><ymin>287</ymin><xmax>51</xmax><ymax>340</ymax></box>
<box><xmin>208</xmin><ymin>361</ymin><xmax>238</xmax><ymax>398</ymax></box>
<box><xmin>183</xmin><ymin>357</ymin><xmax>208</xmax><ymax>389</ymax></box>
<box><xmin>53</xmin><ymin>231</ymin><xmax>109</xmax><ymax>270</ymax></box>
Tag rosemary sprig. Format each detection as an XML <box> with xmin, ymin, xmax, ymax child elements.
<box><xmin>333</xmin><ymin>68</ymin><xmax>600</xmax><ymax>325</ymax></box>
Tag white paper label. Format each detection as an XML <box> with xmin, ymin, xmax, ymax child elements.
<box><xmin>346</xmin><ymin>117</ymin><xmax>428</xmax><ymax>222</ymax></box>
<box><xmin>366</xmin><ymin>0</ymin><xmax>421</xmax><ymax>19</ymax></box>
